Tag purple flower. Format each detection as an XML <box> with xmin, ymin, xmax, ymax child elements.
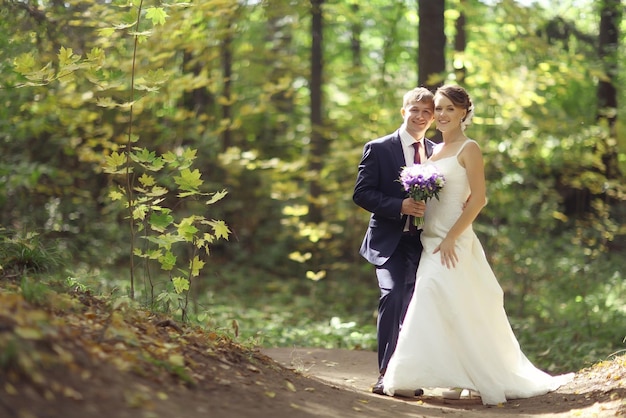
<box><xmin>398</xmin><ymin>164</ymin><xmax>446</xmax><ymax>227</ymax></box>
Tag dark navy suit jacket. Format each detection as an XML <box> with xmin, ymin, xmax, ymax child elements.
<box><xmin>353</xmin><ymin>129</ymin><xmax>435</xmax><ymax>266</ymax></box>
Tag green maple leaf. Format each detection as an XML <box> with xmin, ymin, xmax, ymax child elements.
<box><xmin>109</xmin><ymin>189</ymin><xmax>125</xmax><ymax>201</ymax></box>
<box><xmin>174</xmin><ymin>168</ymin><xmax>202</xmax><ymax>192</ymax></box>
<box><xmin>181</xmin><ymin>148</ymin><xmax>197</xmax><ymax>162</ymax></box>
<box><xmin>146</xmin><ymin>186</ymin><xmax>168</xmax><ymax>197</ymax></box>
<box><xmin>209</xmin><ymin>220</ymin><xmax>230</xmax><ymax>240</ymax></box>
<box><xmin>58</xmin><ymin>46</ymin><xmax>79</xmax><ymax>67</ymax></box>
<box><xmin>177</xmin><ymin>219</ymin><xmax>199</xmax><ymax>242</ymax></box>
<box><xmin>13</xmin><ymin>53</ymin><xmax>36</xmax><ymax>74</ymax></box>
<box><xmin>146</xmin><ymin>7</ymin><xmax>168</xmax><ymax>26</ymax></box>
<box><xmin>103</xmin><ymin>152</ymin><xmax>128</xmax><ymax>174</ymax></box>
<box><xmin>150</xmin><ymin>211</ymin><xmax>174</xmax><ymax>232</ymax></box>
<box><xmin>144</xmin><ymin>233</ymin><xmax>182</xmax><ymax>251</ymax></box>
<box><xmin>172</xmin><ymin>277</ymin><xmax>189</xmax><ymax>294</ymax></box>
<box><xmin>158</xmin><ymin>251</ymin><xmax>176</xmax><ymax>271</ymax></box>
<box><xmin>131</xmin><ymin>148</ymin><xmax>157</xmax><ymax>164</ymax></box>
<box><xmin>206</xmin><ymin>189</ymin><xmax>228</xmax><ymax>205</ymax></box>
<box><xmin>138</xmin><ymin>173</ymin><xmax>156</xmax><ymax>187</ymax></box>
<box><xmin>189</xmin><ymin>256</ymin><xmax>205</xmax><ymax>277</ymax></box>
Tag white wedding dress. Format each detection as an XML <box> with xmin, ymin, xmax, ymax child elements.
<box><xmin>382</xmin><ymin>140</ymin><xmax>573</xmax><ymax>405</ymax></box>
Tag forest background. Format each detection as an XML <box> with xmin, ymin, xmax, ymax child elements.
<box><xmin>1</xmin><ymin>0</ymin><xmax>625</xmax><ymax>375</ymax></box>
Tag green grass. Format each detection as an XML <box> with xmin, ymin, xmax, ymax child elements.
<box><xmin>3</xmin><ymin>227</ymin><xmax>622</xmax><ymax>377</ymax></box>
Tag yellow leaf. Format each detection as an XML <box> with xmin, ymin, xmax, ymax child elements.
<box><xmin>169</xmin><ymin>354</ymin><xmax>185</xmax><ymax>367</ymax></box>
<box><xmin>265</xmin><ymin>391</ymin><xmax>276</xmax><ymax>398</ymax></box>
<box><xmin>98</xmin><ymin>28</ymin><xmax>116</xmax><ymax>37</ymax></box>
<box><xmin>172</xmin><ymin>277</ymin><xmax>190</xmax><ymax>294</ymax></box>
<box><xmin>62</xmin><ymin>386</ymin><xmax>83</xmax><ymax>400</ymax></box>
<box><xmin>286</xmin><ymin>380</ymin><xmax>296</xmax><ymax>392</ymax></box>
<box><xmin>206</xmin><ymin>189</ymin><xmax>228</xmax><ymax>205</ymax></box>
<box><xmin>288</xmin><ymin>251</ymin><xmax>312</xmax><ymax>263</ymax></box>
<box><xmin>208</xmin><ymin>219</ymin><xmax>230</xmax><ymax>240</ymax></box>
<box><xmin>58</xmin><ymin>46</ymin><xmax>79</xmax><ymax>67</ymax></box>
<box><xmin>138</xmin><ymin>173</ymin><xmax>156</xmax><ymax>187</ymax></box>
<box><xmin>189</xmin><ymin>256</ymin><xmax>205</xmax><ymax>277</ymax></box>
<box><xmin>109</xmin><ymin>189</ymin><xmax>124</xmax><ymax>201</ymax></box>
<box><xmin>306</xmin><ymin>270</ymin><xmax>326</xmax><ymax>282</ymax></box>
<box><xmin>5</xmin><ymin>383</ymin><xmax>17</xmax><ymax>395</ymax></box>
<box><xmin>15</xmin><ymin>327</ymin><xmax>43</xmax><ymax>340</ymax></box>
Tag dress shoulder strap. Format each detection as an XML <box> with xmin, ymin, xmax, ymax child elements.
<box><xmin>455</xmin><ymin>139</ymin><xmax>478</xmax><ymax>156</ymax></box>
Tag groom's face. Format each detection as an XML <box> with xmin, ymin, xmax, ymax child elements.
<box><xmin>401</xmin><ymin>100</ymin><xmax>435</xmax><ymax>139</ymax></box>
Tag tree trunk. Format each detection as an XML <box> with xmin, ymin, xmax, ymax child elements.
<box><xmin>350</xmin><ymin>3</ymin><xmax>362</xmax><ymax>68</ymax></box>
<box><xmin>261</xmin><ymin>3</ymin><xmax>295</xmax><ymax>156</ymax></box>
<box><xmin>596</xmin><ymin>0</ymin><xmax>620</xmax><ymax>133</ymax></box>
<box><xmin>454</xmin><ymin>0</ymin><xmax>467</xmax><ymax>83</ymax></box>
<box><xmin>221</xmin><ymin>17</ymin><xmax>234</xmax><ymax>151</ymax></box>
<box><xmin>309</xmin><ymin>0</ymin><xmax>325</xmax><ymax>223</ymax></box>
<box><xmin>418</xmin><ymin>0</ymin><xmax>446</xmax><ymax>89</ymax></box>
<box><xmin>596</xmin><ymin>0</ymin><xmax>621</xmax><ymax>180</ymax></box>
<box><xmin>182</xmin><ymin>51</ymin><xmax>215</xmax><ymax>118</ymax></box>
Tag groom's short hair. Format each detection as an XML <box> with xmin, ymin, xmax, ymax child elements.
<box><xmin>403</xmin><ymin>87</ymin><xmax>435</xmax><ymax>109</ymax></box>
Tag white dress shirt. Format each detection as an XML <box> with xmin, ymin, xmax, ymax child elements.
<box><xmin>399</xmin><ymin>126</ymin><xmax>425</xmax><ymax>166</ymax></box>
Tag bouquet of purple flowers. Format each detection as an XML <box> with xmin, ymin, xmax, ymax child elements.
<box><xmin>399</xmin><ymin>164</ymin><xmax>446</xmax><ymax>228</ymax></box>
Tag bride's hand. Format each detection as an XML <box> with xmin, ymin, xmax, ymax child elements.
<box><xmin>433</xmin><ymin>237</ymin><xmax>458</xmax><ymax>269</ymax></box>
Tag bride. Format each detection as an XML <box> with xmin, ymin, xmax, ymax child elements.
<box><xmin>381</xmin><ymin>85</ymin><xmax>574</xmax><ymax>405</ymax></box>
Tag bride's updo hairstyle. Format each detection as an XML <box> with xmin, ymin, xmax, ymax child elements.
<box><xmin>435</xmin><ymin>85</ymin><xmax>474</xmax><ymax>131</ymax></box>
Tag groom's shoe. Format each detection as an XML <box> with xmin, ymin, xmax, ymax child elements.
<box><xmin>372</xmin><ymin>376</ymin><xmax>424</xmax><ymax>397</ymax></box>
<box><xmin>371</xmin><ymin>375</ymin><xmax>385</xmax><ymax>395</ymax></box>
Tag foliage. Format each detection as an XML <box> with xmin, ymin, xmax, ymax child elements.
<box><xmin>2</xmin><ymin>274</ymin><xmax>624</xmax><ymax>417</ymax></box>
<box><xmin>201</xmin><ymin>301</ymin><xmax>377</xmax><ymax>352</ymax></box>
<box><xmin>0</xmin><ymin>229</ymin><xmax>66</xmax><ymax>278</ymax></box>
<box><xmin>1</xmin><ymin>0</ymin><xmax>625</xmax><ymax>373</ymax></box>
<box><xmin>9</xmin><ymin>1</ymin><xmax>233</xmax><ymax>320</ymax></box>
<box><xmin>0</xmin><ymin>275</ymin><xmax>240</xmax><ymax>393</ymax></box>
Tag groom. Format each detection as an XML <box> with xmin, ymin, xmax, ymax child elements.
<box><xmin>353</xmin><ymin>87</ymin><xmax>436</xmax><ymax>395</ymax></box>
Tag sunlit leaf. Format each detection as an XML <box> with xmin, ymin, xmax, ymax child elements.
<box><xmin>109</xmin><ymin>189</ymin><xmax>125</xmax><ymax>201</ymax></box>
<box><xmin>207</xmin><ymin>220</ymin><xmax>230</xmax><ymax>240</ymax></box>
<box><xmin>306</xmin><ymin>270</ymin><xmax>326</xmax><ymax>282</ymax></box>
<box><xmin>288</xmin><ymin>251</ymin><xmax>312</xmax><ymax>263</ymax></box>
<box><xmin>13</xmin><ymin>53</ymin><xmax>37</xmax><ymax>74</ymax></box>
<box><xmin>206</xmin><ymin>189</ymin><xmax>228</xmax><ymax>205</ymax></box>
<box><xmin>58</xmin><ymin>46</ymin><xmax>80</xmax><ymax>67</ymax></box>
<box><xmin>172</xmin><ymin>277</ymin><xmax>189</xmax><ymax>294</ymax></box>
<box><xmin>138</xmin><ymin>173</ymin><xmax>156</xmax><ymax>187</ymax></box>
<box><xmin>15</xmin><ymin>327</ymin><xmax>43</xmax><ymax>340</ymax></box>
<box><xmin>285</xmin><ymin>380</ymin><xmax>297</xmax><ymax>392</ymax></box>
<box><xmin>174</xmin><ymin>168</ymin><xmax>202</xmax><ymax>192</ymax></box>
<box><xmin>146</xmin><ymin>7</ymin><xmax>168</xmax><ymax>26</ymax></box>
<box><xmin>189</xmin><ymin>256</ymin><xmax>205</xmax><ymax>277</ymax></box>
<box><xmin>150</xmin><ymin>212</ymin><xmax>174</xmax><ymax>232</ymax></box>
<box><xmin>177</xmin><ymin>218</ymin><xmax>199</xmax><ymax>242</ymax></box>
<box><xmin>158</xmin><ymin>251</ymin><xmax>176</xmax><ymax>270</ymax></box>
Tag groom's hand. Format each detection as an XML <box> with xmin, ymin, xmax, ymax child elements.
<box><xmin>401</xmin><ymin>198</ymin><xmax>426</xmax><ymax>218</ymax></box>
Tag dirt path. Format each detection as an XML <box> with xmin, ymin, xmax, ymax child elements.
<box><xmin>262</xmin><ymin>347</ymin><xmax>625</xmax><ymax>418</ymax></box>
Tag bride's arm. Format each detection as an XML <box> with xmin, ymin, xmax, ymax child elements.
<box><xmin>434</xmin><ymin>141</ymin><xmax>487</xmax><ymax>268</ymax></box>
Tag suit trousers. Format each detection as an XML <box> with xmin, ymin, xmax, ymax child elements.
<box><xmin>375</xmin><ymin>232</ymin><xmax>422</xmax><ymax>374</ymax></box>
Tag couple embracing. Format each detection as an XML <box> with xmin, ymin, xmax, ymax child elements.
<box><xmin>353</xmin><ymin>85</ymin><xmax>573</xmax><ymax>405</ymax></box>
